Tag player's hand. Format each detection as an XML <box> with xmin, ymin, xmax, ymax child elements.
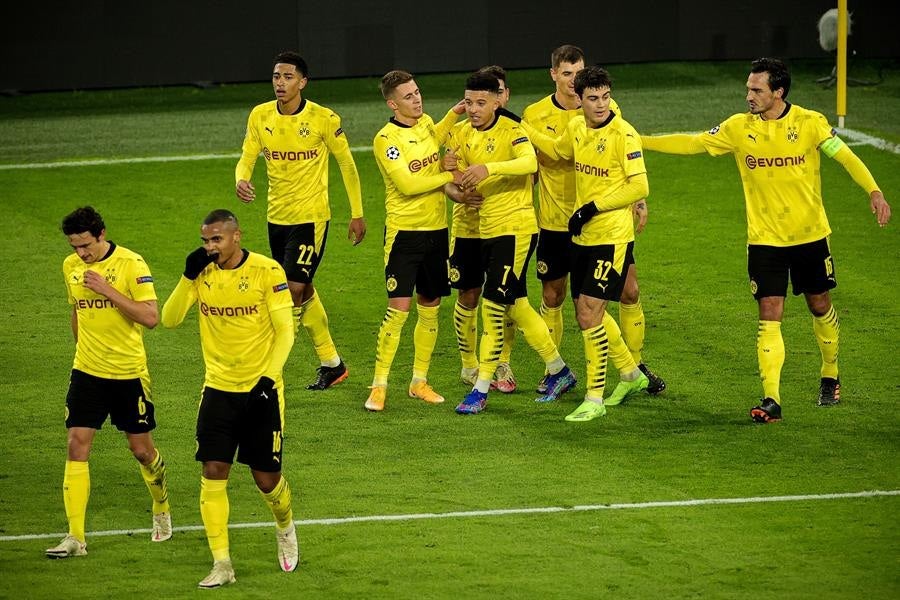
<box><xmin>348</xmin><ymin>217</ymin><xmax>367</xmax><ymax>246</ymax></box>
<box><xmin>460</xmin><ymin>164</ymin><xmax>489</xmax><ymax>188</ymax></box>
<box><xmin>568</xmin><ymin>201</ymin><xmax>600</xmax><ymax>236</ymax></box>
<box><xmin>460</xmin><ymin>187</ymin><xmax>484</xmax><ymax>209</ymax></box>
<box><xmin>183</xmin><ymin>247</ymin><xmax>216</xmax><ymax>280</ymax></box>
<box><xmin>632</xmin><ymin>200</ymin><xmax>649</xmax><ymax>234</ymax></box>
<box><xmin>450</xmin><ymin>99</ymin><xmax>466</xmax><ymax>115</ymax></box>
<box><xmin>442</xmin><ymin>147</ymin><xmax>459</xmax><ymax>172</ymax></box>
<box><xmin>236</xmin><ymin>180</ymin><xmax>255</xmax><ymax>203</ymax></box>
<box><xmin>82</xmin><ymin>269</ymin><xmax>114</xmax><ymax>297</ymax></box>
<box><xmin>871</xmin><ymin>191</ymin><xmax>891</xmax><ymax>227</ymax></box>
<box><xmin>248</xmin><ymin>376</ymin><xmax>277</xmax><ymax>404</ymax></box>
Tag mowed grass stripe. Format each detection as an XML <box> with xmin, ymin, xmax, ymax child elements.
<box><xmin>1</xmin><ymin>126</ymin><xmax>897</xmax><ymax>171</ymax></box>
<box><xmin>4</xmin><ymin>489</ymin><xmax>896</xmax><ymax>542</ymax></box>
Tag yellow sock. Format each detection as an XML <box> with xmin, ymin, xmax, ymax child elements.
<box><xmin>618</xmin><ymin>301</ymin><xmax>645</xmax><ymax>365</ymax></box>
<box><xmin>540</xmin><ymin>301</ymin><xmax>564</xmax><ymax>351</ymax></box>
<box><xmin>413</xmin><ymin>304</ymin><xmax>440</xmax><ymax>381</ymax></box>
<box><xmin>63</xmin><ymin>460</ymin><xmax>90</xmax><ymax>542</ymax></box>
<box><xmin>757</xmin><ymin>320</ymin><xmax>785</xmax><ymax>403</ymax></box>
<box><xmin>291</xmin><ymin>306</ymin><xmax>303</xmax><ymax>335</ymax></box>
<box><xmin>582</xmin><ymin>323</ymin><xmax>610</xmax><ymax>399</ymax></box>
<box><xmin>139</xmin><ymin>449</ymin><xmax>170</xmax><ymax>514</ymax></box>
<box><xmin>813</xmin><ymin>305</ymin><xmax>840</xmax><ymax>379</ymax></box>
<box><xmin>477</xmin><ymin>299</ymin><xmax>506</xmax><ymax>381</ymax></box>
<box><xmin>301</xmin><ymin>292</ymin><xmax>340</xmax><ymax>366</ymax></box>
<box><xmin>200</xmin><ymin>477</ymin><xmax>230</xmax><ymax>562</ymax></box>
<box><xmin>602</xmin><ymin>312</ymin><xmax>638</xmax><ymax>375</ymax></box>
<box><xmin>373</xmin><ymin>307</ymin><xmax>409</xmax><ymax>386</ymax></box>
<box><xmin>510</xmin><ymin>298</ymin><xmax>561</xmax><ymax>366</ymax></box>
<box><xmin>453</xmin><ymin>301</ymin><xmax>479</xmax><ymax>370</ymax></box>
<box><xmin>499</xmin><ymin>317</ymin><xmax>516</xmax><ymax>364</ymax></box>
<box><xmin>260</xmin><ymin>477</ymin><xmax>294</xmax><ymax>530</ymax></box>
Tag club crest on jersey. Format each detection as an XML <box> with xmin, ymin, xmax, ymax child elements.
<box><xmin>485</xmin><ymin>138</ymin><xmax>495</xmax><ymax>154</ymax></box>
<box><xmin>238</xmin><ymin>277</ymin><xmax>250</xmax><ymax>292</ymax></box>
<box><xmin>386</xmin><ymin>145</ymin><xmax>400</xmax><ymax>160</ymax></box>
<box><xmin>297</xmin><ymin>122</ymin><xmax>311</xmax><ymax>138</ymax></box>
<box><xmin>596</xmin><ymin>139</ymin><xmax>607</xmax><ymax>154</ymax></box>
<box><xmin>786</xmin><ymin>126</ymin><xmax>799</xmax><ymax>143</ymax></box>
<box><xmin>105</xmin><ymin>269</ymin><xmax>117</xmax><ymax>284</ymax></box>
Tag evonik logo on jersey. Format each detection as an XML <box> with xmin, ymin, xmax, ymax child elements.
<box><xmin>76</xmin><ymin>298</ymin><xmax>115</xmax><ymax>309</ymax></box>
<box><xmin>408</xmin><ymin>152</ymin><xmax>439</xmax><ymax>173</ymax></box>
<box><xmin>199</xmin><ymin>302</ymin><xmax>260</xmax><ymax>317</ymax></box>
<box><xmin>574</xmin><ymin>161</ymin><xmax>609</xmax><ymax>177</ymax></box>
<box><xmin>744</xmin><ymin>154</ymin><xmax>806</xmax><ymax>170</ymax></box>
<box><xmin>263</xmin><ymin>147</ymin><xmax>319</xmax><ymax>161</ymax></box>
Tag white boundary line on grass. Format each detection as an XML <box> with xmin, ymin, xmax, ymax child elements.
<box><xmin>3</xmin><ymin>489</ymin><xmax>897</xmax><ymax>542</ymax></box>
<box><xmin>1</xmin><ymin>127</ymin><xmax>897</xmax><ymax>171</ymax></box>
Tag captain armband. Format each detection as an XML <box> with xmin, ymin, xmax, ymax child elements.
<box><xmin>819</xmin><ymin>135</ymin><xmax>846</xmax><ymax>158</ymax></box>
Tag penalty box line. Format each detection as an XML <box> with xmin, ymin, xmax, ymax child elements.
<box><xmin>2</xmin><ymin>489</ymin><xmax>897</xmax><ymax>543</ymax></box>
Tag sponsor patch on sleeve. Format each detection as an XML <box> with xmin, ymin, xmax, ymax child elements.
<box><xmin>334</xmin><ymin>127</ymin><xmax>344</xmax><ymax>137</ymax></box>
<box><xmin>386</xmin><ymin>145</ymin><xmax>400</xmax><ymax>160</ymax></box>
<box><xmin>708</xmin><ymin>125</ymin><xmax>720</xmax><ymax>135</ymax></box>
<box><xmin>273</xmin><ymin>282</ymin><xmax>289</xmax><ymax>293</ymax></box>
<box><xmin>511</xmin><ymin>136</ymin><xmax>529</xmax><ymax>146</ymax></box>
<box><xmin>136</xmin><ymin>276</ymin><xmax>153</xmax><ymax>284</ymax></box>
<box><xmin>627</xmin><ymin>151</ymin><xmax>643</xmax><ymax>160</ymax></box>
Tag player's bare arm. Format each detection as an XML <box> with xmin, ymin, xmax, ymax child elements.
<box><xmin>82</xmin><ymin>270</ymin><xmax>159</xmax><ymax>328</ymax></box>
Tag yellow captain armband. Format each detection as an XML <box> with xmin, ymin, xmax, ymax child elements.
<box><xmin>820</xmin><ymin>135</ymin><xmax>846</xmax><ymax>158</ymax></box>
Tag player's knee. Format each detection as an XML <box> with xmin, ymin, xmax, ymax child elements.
<box><xmin>541</xmin><ymin>284</ymin><xmax>566</xmax><ymax>308</ymax></box>
<box><xmin>620</xmin><ymin>282</ymin><xmax>640</xmax><ymax>305</ymax></box>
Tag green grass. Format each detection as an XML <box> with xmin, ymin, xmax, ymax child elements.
<box><xmin>0</xmin><ymin>61</ymin><xmax>898</xmax><ymax>599</ymax></box>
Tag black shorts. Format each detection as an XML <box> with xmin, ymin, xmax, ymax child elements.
<box><xmin>268</xmin><ymin>221</ymin><xmax>329</xmax><ymax>284</ymax></box>
<box><xmin>195</xmin><ymin>385</ymin><xmax>284</xmax><ymax>473</ymax></box>
<box><xmin>449</xmin><ymin>237</ymin><xmax>484</xmax><ymax>291</ymax></box>
<box><xmin>748</xmin><ymin>238</ymin><xmax>836</xmax><ymax>299</ymax></box>
<box><xmin>571</xmin><ymin>241</ymin><xmax>634</xmax><ymax>301</ymax></box>
<box><xmin>65</xmin><ymin>369</ymin><xmax>155</xmax><ymax>433</ymax></box>
<box><xmin>481</xmin><ymin>234</ymin><xmax>537</xmax><ymax>305</ymax></box>
<box><xmin>536</xmin><ymin>229</ymin><xmax>574</xmax><ymax>281</ymax></box>
<box><xmin>383</xmin><ymin>228</ymin><xmax>450</xmax><ymax>299</ymax></box>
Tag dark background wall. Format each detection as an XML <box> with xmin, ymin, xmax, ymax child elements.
<box><xmin>2</xmin><ymin>0</ymin><xmax>895</xmax><ymax>92</ymax></box>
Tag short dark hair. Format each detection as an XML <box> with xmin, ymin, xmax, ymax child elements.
<box><xmin>574</xmin><ymin>66</ymin><xmax>612</xmax><ymax>97</ymax></box>
<box><xmin>273</xmin><ymin>51</ymin><xmax>309</xmax><ymax>78</ymax></box>
<box><xmin>477</xmin><ymin>65</ymin><xmax>507</xmax><ymax>86</ymax></box>
<box><xmin>751</xmin><ymin>57</ymin><xmax>791</xmax><ymax>99</ymax></box>
<box><xmin>62</xmin><ymin>206</ymin><xmax>105</xmax><ymax>237</ymax></box>
<box><xmin>380</xmin><ymin>70</ymin><xmax>414</xmax><ymax>99</ymax></box>
<box><xmin>551</xmin><ymin>44</ymin><xmax>585</xmax><ymax>69</ymax></box>
<box><xmin>465</xmin><ymin>71</ymin><xmax>500</xmax><ymax>93</ymax></box>
<box><xmin>203</xmin><ymin>209</ymin><xmax>239</xmax><ymax>228</ymax></box>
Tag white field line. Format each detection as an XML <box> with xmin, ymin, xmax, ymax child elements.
<box><xmin>1</xmin><ymin>127</ymin><xmax>897</xmax><ymax>171</ymax></box>
<box><xmin>3</xmin><ymin>489</ymin><xmax>897</xmax><ymax>543</ymax></box>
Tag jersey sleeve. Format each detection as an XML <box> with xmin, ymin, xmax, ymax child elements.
<box><xmin>621</xmin><ymin>128</ymin><xmax>647</xmax><ymax>178</ymax></box>
<box><xmin>486</xmin><ymin>126</ymin><xmax>538</xmax><ymax>176</ymax></box>
<box><xmin>160</xmin><ymin>277</ymin><xmax>198</xmax><ymax>329</ymax></box>
<box><xmin>433</xmin><ymin>109</ymin><xmax>461</xmax><ymax>146</ymax></box>
<box><xmin>127</xmin><ymin>257</ymin><xmax>157</xmax><ymax>303</ymax></box>
<box><xmin>697</xmin><ymin>119</ymin><xmax>738</xmax><ymax>156</ymax></box>
<box><xmin>324</xmin><ymin>112</ymin><xmax>365</xmax><ymax>218</ymax></box>
<box><xmin>235</xmin><ymin>109</ymin><xmax>261</xmax><ymax>183</ymax></box>
<box><xmin>373</xmin><ymin>132</ymin><xmax>453</xmax><ymax>195</ymax></box>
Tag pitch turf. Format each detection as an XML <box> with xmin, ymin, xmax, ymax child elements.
<box><xmin>0</xmin><ymin>60</ymin><xmax>898</xmax><ymax>599</ymax></box>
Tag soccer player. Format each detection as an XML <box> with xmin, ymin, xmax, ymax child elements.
<box><xmin>364</xmin><ymin>70</ymin><xmax>465</xmax><ymax>412</ymax></box>
<box><xmin>448</xmin><ymin>71</ymin><xmax>576</xmax><ymax>415</ymax></box>
<box><xmin>235</xmin><ymin>51</ymin><xmax>365</xmax><ymax>391</ymax></box>
<box><xmin>523</xmin><ymin>45</ymin><xmax>666</xmax><ymax>401</ymax></box>
<box><xmin>641</xmin><ymin>57</ymin><xmax>891</xmax><ymax>422</ymax></box>
<box><xmin>522</xmin><ymin>67</ymin><xmax>651</xmax><ymax>422</ymax></box>
<box><xmin>47</xmin><ymin>206</ymin><xmax>171</xmax><ymax>559</ymax></box>
<box><xmin>447</xmin><ymin>65</ymin><xmax>518</xmax><ymax>394</ymax></box>
<box><xmin>161</xmin><ymin>210</ymin><xmax>298</xmax><ymax>587</ymax></box>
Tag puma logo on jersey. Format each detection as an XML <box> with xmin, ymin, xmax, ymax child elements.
<box><xmin>748</xmin><ymin>134</ymin><xmax>758</xmax><ymax>142</ymax></box>
<box><xmin>265</xmin><ymin>126</ymin><xmax>275</xmax><ymax>135</ymax></box>
<box><xmin>546</xmin><ymin>125</ymin><xmax>557</xmax><ymax>133</ymax></box>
